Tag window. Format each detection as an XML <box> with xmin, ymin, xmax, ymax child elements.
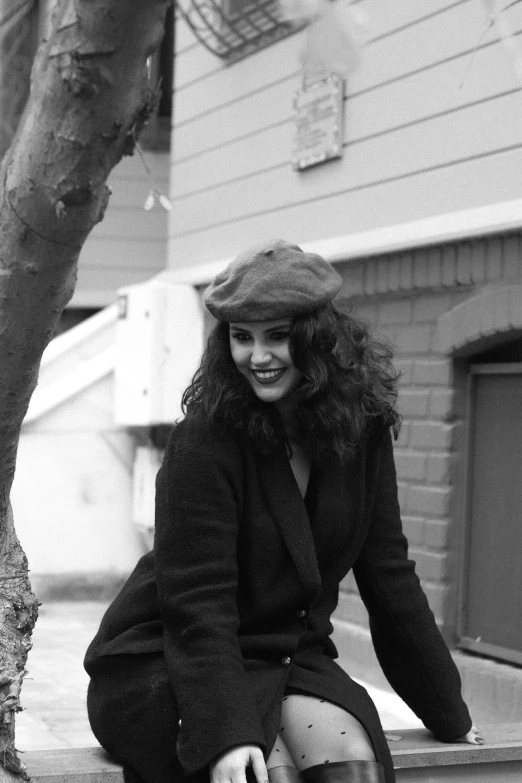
<box><xmin>460</xmin><ymin>346</ymin><xmax>522</xmax><ymax>665</ymax></box>
<box><xmin>176</xmin><ymin>0</ymin><xmax>304</xmax><ymax>61</ymax></box>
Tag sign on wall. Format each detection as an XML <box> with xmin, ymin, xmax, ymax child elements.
<box><xmin>291</xmin><ymin>73</ymin><xmax>345</xmax><ymax>171</ymax></box>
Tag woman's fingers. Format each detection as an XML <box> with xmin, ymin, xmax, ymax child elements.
<box><xmin>250</xmin><ymin>746</ymin><xmax>269</xmax><ymax>783</ymax></box>
<box><xmin>210</xmin><ymin>745</ymin><xmax>267</xmax><ymax>783</ymax></box>
<box><xmin>457</xmin><ymin>725</ymin><xmax>484</xmax><ymax>745</ymax></box>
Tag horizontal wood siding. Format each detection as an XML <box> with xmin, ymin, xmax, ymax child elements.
<box><xmin>169</xmin><ymin>0</ymin><xmax>522</xmax><ymax>268</ymax></box>
<box><xmin>74</xmin><ymin>152</ymin><xmax>169</xmax><ymax>306</ymax></box>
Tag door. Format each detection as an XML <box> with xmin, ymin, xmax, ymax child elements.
<box><xmin>460</xmin><ymin>363</ymin><xmax>522</xmax><ymax>665</ymax></box>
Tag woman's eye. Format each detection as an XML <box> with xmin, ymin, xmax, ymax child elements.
<box><xmin>231</xmin><ymin>332</ymin><xmax>251</xmax><ymax>342</ymax></box>
<box><xmin>270</xmin><ymin>331</ymin><xmax>290</xmax><ymax>341</ymax></box>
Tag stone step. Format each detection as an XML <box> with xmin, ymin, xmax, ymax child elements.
<box><xmin>22</xmin><ymin>724</ymin><xmax>522</xmax><ymax>782</ymax></box>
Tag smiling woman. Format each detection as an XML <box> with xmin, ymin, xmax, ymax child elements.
<box><xmin>229</xmin><ymin>319</ymin><xmax>303</xmax><ymax>404</ymax></box>
<box><xmin>85</xmin><ymin>239</ymin><xmax>480</xmax><ymax>783</ymax></box>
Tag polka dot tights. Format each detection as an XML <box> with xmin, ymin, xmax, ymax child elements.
<box><xmin>266</xmin><ymin>694</ymin><xmax>376</xmax><ymax>771</ymax></box>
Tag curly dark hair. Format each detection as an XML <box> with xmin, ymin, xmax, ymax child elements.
<box><xmin>182</xmin><ymin>303</ymin><xmax>401</xmax><ymax>459</ymax></box>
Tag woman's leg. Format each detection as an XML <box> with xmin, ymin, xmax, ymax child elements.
<box><xmin>280</xmin><ymin>694</ymin><xmax>376</xmax><ymax>770</ymax></box>
<box><xmin>266</xmin><ymin>734</ymin><xmax>299</xmax><ymax>783</ymax></box>
<box><xmin>266</xmin><ymin>734</ymin><xmax>296</xmax><ymax>770</ymax></box>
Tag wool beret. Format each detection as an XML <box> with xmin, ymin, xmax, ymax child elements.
<box><xmin>203</xmin><ymin>239</ymin><xmax>342</xmax><ymax>322</ymax></box>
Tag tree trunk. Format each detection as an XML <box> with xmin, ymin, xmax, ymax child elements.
<box><xmin>0</xmin><ymin>0</ymin><xmax>171</xmax><ymax>777</ymax></box>
<box><xmin>0</xmin><ymin>0</ymin><xmax>38</xmax><ymax>161</ymax></box>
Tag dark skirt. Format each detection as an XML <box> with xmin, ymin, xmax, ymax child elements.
<box><xmin>86</xmin><ymin>648</ymin><xmax>395</xmax><ymax>783</ymax></box>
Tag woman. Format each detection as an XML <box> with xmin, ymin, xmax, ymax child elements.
<box><xmin>85</xmin><ymin>240</ymin><xmax>482</xmax><ymax>783</ymax></box>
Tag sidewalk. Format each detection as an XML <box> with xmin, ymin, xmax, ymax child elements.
<box><xmin>16</xmin><ymin>602</ymin><xmax>421</xmax><ymax>753</ymax></box>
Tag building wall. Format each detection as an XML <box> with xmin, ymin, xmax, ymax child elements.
<box><xmin>12</xmin><ymin>373</ymin><xmax>147</xmax><ymax>600</ymax></box>
<box><xmin>328</xmin><ymin>234</ymin><xmax>522</xmax><ymax>721</ymax></box>
<box><xmin>71</xmin><ymin>153</ymin><xmax>169</xmax><ymax>307</ymax></box>
<box><xmin>169</xmin><ymin>0</ymin><xmax>522</xmax><ymax>268</ymax></box>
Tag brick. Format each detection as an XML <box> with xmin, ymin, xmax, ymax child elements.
<box><xmin>486</xmin><ymin>237</ymin><xmax>502</xmax><ymax>281</ymax></box>
<box><xmin>413</xmin><ymin>293</ymin><xmax>453</xmax><ymax>323</ymax></box>
<box><xmin>412</xmin><ymin>359</ymin><xmax>451</xmax><ymax>386</ymax></box>
<box><xmin>502</xmin><ymin>234</ymin><xmax>520</xmax><ymax>281</ymax></box>
<box><xmin>376</xmin><ymin>257</ymin><xmax>389</xmax><ymax>293</ymax></box>
<box><xmin>355</xmin><ymin>302</ymin><xmax>378</xmax><ymax>326</ymax></box>
<box><xmin>413</xmin><ymin>248</ymin><xmax>429</xmax><ymax>289</ymax></box>
<box><xmin>449</xmin><ymin>300</ymin><xmax>467</xmax><ymax>350</ymax></box>
<box><xmin>427</xmin><ymin>247</ymin><xmax>442</xmax><ymax>288</ymax></box>
<box><xmin>427</xmin><ymin>453</ymin><xmax>452</xmax><ymax>484</ymax></box>
<box><xmin>342</xmin><ymin>261</ymin><xmax>365</xmax><ymax>296</ymax></box>
<box><xmin>410</xmin><ymin>421</ymin><xmax>455</xmax><ymax>450</ymax></box>
<box><xmin>394</xmin><ymin>358</ymin><xmax>414</xmax><ymax>385</ymax></box>
<box><xmin>398</xmin><ymin>388</ymin><xmax>430</xmax><ymax>418</ymax></box>
<box><xmin>402</xmin><ymin>515</ymin><xmax>425</xmax><ymax>545</ymax></box>
<box><xmin>399</xmin><ymin>252</ymin><xmax>413</xmax><ymax>289</ymax></box>
<box><xmin>394</xmin><ymin>449</ymin><xmax>427</xmax><ymax>480</ymax></box>
<box><xmin>456</xmin><ymin>242</ymin><xmax>472</xmax><ymax>285</ymax></box>
<box><xmin>471</xmin><ymin>239</ymin><xmax>486</xmax><ymax>284</ymax></box>
<box><xmin>433</xmin><ymin>312</ymin><xmax>453</xmax><ymax>354</ymax></box>
<box><xmin>462</xmin><ymin>298</ymin><xmax>481</xmax><ymax>346</ymax></box>
<box><xmin>397</xmin><ymin>481</ymin><xmax>407</xmax><ymax>511</ymax></box>
<box><xmin>508</xmin><ymin>285</ymin><xmax>522</xmax><ymax>327</ymax></box>
<box><xmin>424</xmin><ymin>518</ymin><xmax>450</xmax><ymax>549</ymax></box>
<box><xmin>388</xmin><ymin>256</ymin><xmax>400</xmax><ymax>291</ymax></box>
<box><xmin>364</xmin><ymin>259</ymin><xmax>378</xmax><ymax>295</ymax></box>
<box><xmin>395</xmin><ymin>324</ymin><xmax>432</xmax><ymax>354</ymax></box>
<box><xmin>478</xmin><ymin>289</ymin><xmax>496</xmax><ymax>336</ymax></box>
<box><xmin>441</xmin><ymin>245</ymin><xmax>457</xmax><ymax>287</ymax></box>
<box><xmin>429</xmin><ymin>389</ymin><xmax>455</xmax><ymax>420</ymax></box>
<box><xmin>407</xmin><ymin>485</ymin><xmax>450</xmax><ymax>516</ymax></box>
<box><xmin>395</xmin><ymin>421</ymin><xmax>410</xmax><ymax>447</ymax></box>
<box><xmin>379</xmin><ymin>299</ymin><xmax>412</xmax><ymax>324</ymax></box>
<box><xmin>423</xmin><ymin>582</ymin><xmax>450</xmax><ymax>622</ymax></box>
<box><xmin>410</xmin><ymin>548</ymin><xmax>449</xmax><ymax>581</ymax></box>
<box><xmin>491</xmin><ymin>286</ymin><xmax>511</xmax><ymax>332</ymax></box>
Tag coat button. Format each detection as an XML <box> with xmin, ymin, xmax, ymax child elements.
<box><xmin>296</xmin><ymin>609</ymin><xmax>307</xmax><ymax>618</ymax></box>
<box><xmin>281</xmin><ymin>656</ymin><xmax>291</xmax><ymax>665</ymax></box>
<box><xmin>178</xmin><ymin>719</ymin><xmax>182</xmax><ymax>727</ymax></box>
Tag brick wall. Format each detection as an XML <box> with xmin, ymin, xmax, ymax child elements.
<box><xmin>334</xmin><ymin>232</ymin><xmax>522</xmax><ymax>645</ymax></box>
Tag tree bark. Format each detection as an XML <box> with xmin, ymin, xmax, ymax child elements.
<box><xmin>0</xmin><ymin>0</ymin><xmax>38</xmax><ymax>162</ymax></box>
<box><xmin>0</xmin><ymin>0</ymin><xmax>171</xmax><ymax>777</ymax></box>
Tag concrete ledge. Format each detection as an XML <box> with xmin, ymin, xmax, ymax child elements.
<box><xmin>22</xmin><ymin>725</ymin><xmax>522</xmax><ymax>782</ymax></box>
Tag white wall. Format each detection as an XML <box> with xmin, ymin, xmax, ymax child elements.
<box><xmin>12</xmin><ymin>374</ymin><xmax>145</xmax><ymax>580</ymax></box>
<box><xmin>168</xmin><ymin>0</ymin><xmax>522</xmax><ymax>267</ymax></box>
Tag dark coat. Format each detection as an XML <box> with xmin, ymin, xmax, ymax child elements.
<box><xmin>84</xmin><ymin>413</ymin><xmax>471</xmax><ymax>783</ymax></box>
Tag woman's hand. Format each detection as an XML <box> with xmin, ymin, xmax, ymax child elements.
<box><xmin>457</xmin><ymin>725</ymin><xmax>484</xmax><ymax>745</ymax></box>
<box><xmin>210</xmin><ymin>745</ymin><xmax>268</xmax><ymax>783</ymax></box>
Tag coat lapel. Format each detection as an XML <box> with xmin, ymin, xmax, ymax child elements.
<box><xmin>311</xmin><ymin>448</ymin><xmax>366</xmax><ymax>584</ymax></box>
<box><xmin>256</xmin><ymin>447</ymin><xmax>322</xmax><ymax>599</ymax></box>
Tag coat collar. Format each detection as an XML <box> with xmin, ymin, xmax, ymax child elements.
<box><xmin>255</xmin><ymin>443</ymin><xmax>366</xmax><ymax>599</ymax></box>
<box><xmin>256</xmin><ymin>446</ymin><xmax>322</xmax><ymax>599</ymax></box>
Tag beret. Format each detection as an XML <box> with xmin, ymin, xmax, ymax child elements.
<box><xmin>203</xmin><ymin>239</ymin><xmax>342</xmax><ymax>322</ymax></box>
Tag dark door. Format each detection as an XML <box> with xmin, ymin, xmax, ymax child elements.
<box><xmin>461</xmin><ymin>363</ymin><xmax>522</xmax><ymax>665</ymax></box>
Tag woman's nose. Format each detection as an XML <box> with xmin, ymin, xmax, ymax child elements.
<box><xmin>251</xmin><ymin>342</ymin><xmax>271</xmax><ymax>365</ymax></box>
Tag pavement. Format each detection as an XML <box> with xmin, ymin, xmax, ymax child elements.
<box><xmin>15</xmin><ymin>601</ymin><xmax>421</xmax><ymax>753</ymax></box>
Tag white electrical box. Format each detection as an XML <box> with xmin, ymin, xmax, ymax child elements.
<box><xmin>114</xmin><ymin>278</ymin><xmax>204</xmax><ymax>426</ymax></box>
<box><xmin>131</xmin><ymin>445</ymin><xmax>163</xmax><ymax>548</ymax></box>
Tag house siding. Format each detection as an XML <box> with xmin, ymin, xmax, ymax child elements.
<box><xmin>169</xmin><ymin>0</ymin><xmax>522</xmax><ymax>267</ymax></box>
<box><xmin>72</xmin><ymin>153</ymin><xmax>169</xmax><ymax>307</ymax></box>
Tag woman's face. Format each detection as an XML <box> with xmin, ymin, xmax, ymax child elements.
<box><xmin>229</xmin><ymin>318</ymin><xmax>303</xmax><ymax>405</ymax></box>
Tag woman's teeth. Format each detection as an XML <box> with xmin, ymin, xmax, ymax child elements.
<box><xmin>252</xmin><ymin>368</ymin><xmax>285</xmax><ymax>380</ymax></box>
